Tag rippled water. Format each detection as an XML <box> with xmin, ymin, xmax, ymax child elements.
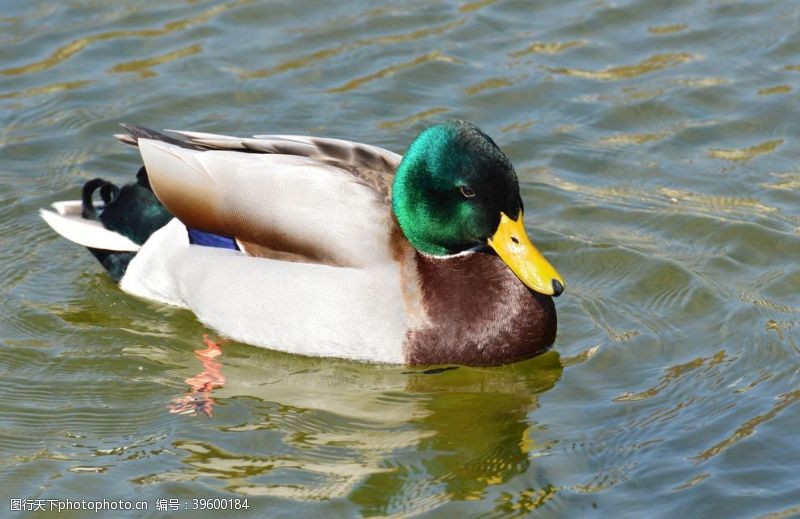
<box><xmin>2</xmin><ymin>0</ymin><xmax>799</xmax><ymax>517</ymax></box>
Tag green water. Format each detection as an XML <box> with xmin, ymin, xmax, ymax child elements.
<box><xmin>2</xmin><ymin>0</ymin><xmax>799</xmax><ymax>517</ymax></box>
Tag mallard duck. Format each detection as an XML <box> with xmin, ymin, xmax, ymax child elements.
<box><xmin>40</xmin><ymin>121</ymin><xmax>564</xmax><ymax>366</ymax></box>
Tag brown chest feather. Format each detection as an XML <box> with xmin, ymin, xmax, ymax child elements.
<box><xmin>405</xmin><ymin>252</ymin><xmax>557</xmax><ymax>366</ymax></box>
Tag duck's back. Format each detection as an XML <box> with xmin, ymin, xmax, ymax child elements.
<box><xmin>133</xmin><ymin>128</ymin><xmax>402</xmax><ymax>269</ymax></box>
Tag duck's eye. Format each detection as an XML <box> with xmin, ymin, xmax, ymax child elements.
<box><xmin>459</xmin><ymin>185</ymin><xmax>476</xmax><ymax>199</ymax></box>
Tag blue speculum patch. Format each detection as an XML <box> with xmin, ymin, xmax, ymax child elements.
<box><xmin>187</xmin><ymin>228</ymin><xmax>240</xmax><ymax>250</ymax></box>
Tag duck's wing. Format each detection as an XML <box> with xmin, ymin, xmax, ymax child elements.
<box><xmin>128</xmin><ymin>128</ymin><xmax>401</xmax><ymax>268</ymax></box>
<box><xmin>171</xmin><ymin>130</ymin><xmax>401</xmax><ymax>199</ymax></box>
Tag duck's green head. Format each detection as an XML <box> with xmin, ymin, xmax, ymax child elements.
<box><xmin>392</xmin><ymin>120</ymin><xmax>564</xmax><ymax>296</ymax></box>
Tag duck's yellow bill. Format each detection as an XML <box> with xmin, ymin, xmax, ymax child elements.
<box><xmin>487</xmin><ymin>212</ymin><xmax>565</xmax><ymax>296</ymax></box>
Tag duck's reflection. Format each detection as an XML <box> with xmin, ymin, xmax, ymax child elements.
<box><xmin>169</xmin><ymin>334</ymin><xmax>226</xmax><ymax>417</ymax></box>
<box><xmin>350</xmin><ymin>354</ymin><xmax>562</xmax><ymax>514</ymax></box>
<box><xmin>168</xmin><ymin>338</ymin><xmax>563</xmax><ymax>515</ymax></box>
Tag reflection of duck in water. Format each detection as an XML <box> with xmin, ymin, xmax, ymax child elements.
<box><xmin>170</xmin><ymin>335</ymin><xmax>226</xmax><ymax>418</ymax></box>
<box><xmin>41</xmin><ymin>121</ymin><xmax>563</xmax><ymax>366</ymax></box>
<box><xmin>169</xmin><ymin>343</ymin><xmax>562</xmax><ymax>514</ymax></box>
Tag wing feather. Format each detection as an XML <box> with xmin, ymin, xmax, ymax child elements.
<box><xmin>169</xmin><ymin>130</ymin><xmax>401</xmax><ymax>198</ymax></box>
<box><xmin>137</xmin><ymin>139</ymin><xmax>395</xmax><ymax>268</ymax></box>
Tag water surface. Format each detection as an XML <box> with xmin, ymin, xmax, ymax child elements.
<box><xmin>1</xmin><ymin>0</ymin><xmax>799</xmax><ymax>517</ymax></box>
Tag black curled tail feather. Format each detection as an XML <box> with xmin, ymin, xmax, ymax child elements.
<box><xmin>80</xmin><ymin>166</ymin><xmax>173</xmax><ymax>281</ymax></box>
<box><xmin>81</xmin><ymin>178</ymin><xmax>120</xmax><ymax>220</ymax></box>
<box><xmin>81</xmin><ymin>167</ymin><xmax>173</xmax><ymax>245</ymax></box>
<box><xmin>77</xmin><ymin>123</ymin><xmax>195</xmax><ymax>283</ymax></box>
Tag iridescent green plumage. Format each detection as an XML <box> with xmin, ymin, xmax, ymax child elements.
<box><xmin>392</xmin><ymin>121</ymin><xmax>522</xmax><ymax>255</ymax></box>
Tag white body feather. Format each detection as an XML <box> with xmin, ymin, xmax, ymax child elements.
<box><xmin>120</xmin><ymin>219</ymin><xmax>408</xmax><ymax>363</ymax></box>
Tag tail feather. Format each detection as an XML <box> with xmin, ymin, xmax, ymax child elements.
<box><xmin>41</xmin><ymin>163</ymin><xmax>174</xmax><ymax>281</ymax></box>
<box><xmin>40</xmin><ymin>207</ymin><xmax>141</xmax><ymax>252</ymax></box>
<box><xmin>83</xmin><ymin>167</ymin><xmax>172</xmax><ymax>245</ymax></box>
<box><xmin>81</xmin><ymin>178</ymin><xmax>119</xmax><ymax>220</ymax></box>
<box><xmin>42</xmin><ymin>123</ymin><xmax>220</xmax><ymax>281</ymax></box>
